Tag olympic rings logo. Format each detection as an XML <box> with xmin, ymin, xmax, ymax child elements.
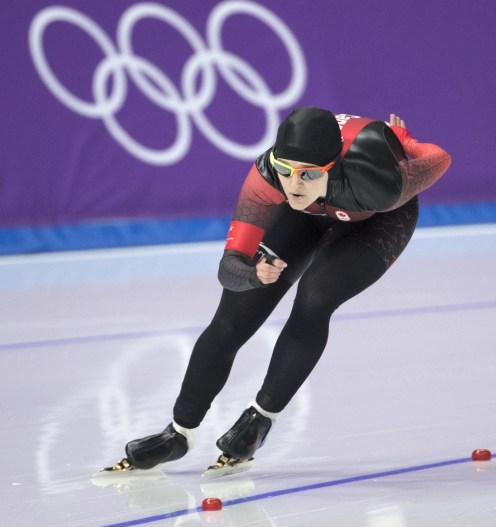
<box><xmin>28</xmin><ymin>1</ymin><xmax>307</xmax><ymax>165</ymax></box>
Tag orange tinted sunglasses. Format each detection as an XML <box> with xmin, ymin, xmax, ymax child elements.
<box><xmin>269</xmin><ymin>151</ymin><xmax>335</xmax><ymax>181</ymax></box>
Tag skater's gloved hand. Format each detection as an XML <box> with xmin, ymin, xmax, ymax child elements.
<box><xmin>256</xmin><ymin>257</ymin><xmax>287</xmax><ymax>285</ymax></box>
<box><xmin>388</xmin><ymin>113</ymin><xmax>416</xmax><ymax>146</ymax></box>
<box><xmin>389</xmin><ymin>113</ymin><xmax>406</xmax><ymax>129</ymax></box>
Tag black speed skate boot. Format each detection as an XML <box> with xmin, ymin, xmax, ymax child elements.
<box><xmin>125</xmin><ymin>422</ymin><xmax>189</xmax><ymax>469</ymax></box>
<box><xmin>217</xmin><ymin>406</ymin><xmax>273</xmax><ymax>459</ymax></box>
<box><xmin>98</xmin><ymin>422</ymin><xmax>189</xmax><ymax>474</ymax></box>
<box><xmin>203</xmin><ymin>406</ymin><xmax>273</xmax><ymax>479</ymax></box>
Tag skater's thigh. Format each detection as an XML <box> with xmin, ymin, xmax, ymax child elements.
<box><xmin>345</xmin><ymin>196</ymin><xmax>419</xmax><ymax>268</ymax></box>
<box><xmin>260</xmin><ymin>203</ymin><xmax>324</xmax><ymax>284</ymax></box>
<box><xmin>213</xmin><ymin>277</ymin><xmax>291</xmax><ymax>328</ymax></box>
<box><xmin>294</xmin><ymin>198</ymin><xmax>419</xmax><ymax>309</ymax></box>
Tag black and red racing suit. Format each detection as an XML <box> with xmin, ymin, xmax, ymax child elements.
<box><xmin>219</xmin><ymin>114</ymin><xmax>451</xmax><ymax>291</ymax></box>
<box><xmin>172</xmin><ymin>114</ymin><xmax>451</xmax><ymax>425</ymax></box>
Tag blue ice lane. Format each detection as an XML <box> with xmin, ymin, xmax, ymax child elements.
<box><xmin>1</xmin><ymin>299</ymin><xmax>495</xmax><ymax>352</ymax></box>
<box><xmin>100</xmin><ymin>454</ymin><xmax>495</xmax><ymax>527</ymax></box>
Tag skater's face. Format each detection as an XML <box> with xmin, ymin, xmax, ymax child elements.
<box><xmin>276</xmin><ymin>158</ymin><xmax>329</xmax><ymax>210</ymax></box>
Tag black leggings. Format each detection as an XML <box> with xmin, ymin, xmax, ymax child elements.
<box><xmin>173</xmin><ymin>198</ymin><xmax>418</xmax><ymax>428</ymax></box>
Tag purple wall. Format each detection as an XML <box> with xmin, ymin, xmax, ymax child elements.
<box><xmin>1</xmin><ymin>0</ymin><xmax>495</xmax><ymax>230</ymax></box>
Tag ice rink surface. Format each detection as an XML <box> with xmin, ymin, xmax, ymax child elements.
<box><xmin>1</xmin><ymin>224</ymin><xmax>495</xmax><ymax>526</ymax></box>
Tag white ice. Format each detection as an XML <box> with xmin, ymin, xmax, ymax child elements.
<box><xmin>1</xmin><ymin>224</ymin><xmax>495</xmax><ymax>526</ymax></box>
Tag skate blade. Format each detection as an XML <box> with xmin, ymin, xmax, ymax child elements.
<box><xmin>202</xmin><ymin>454</ymin><xmax>254</xmax><ymax>480</ymax></box>
<box><xmin>92</xmin><ymin>458</ymin><xmax>162</xmax><ymax>479</ymax></box>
